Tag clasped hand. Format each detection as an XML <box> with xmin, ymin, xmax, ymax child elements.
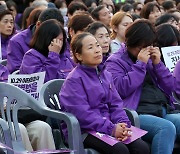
<box><xmin>114</xmin><ymin>123</ymin><xmax>132</xmax><ymax>141</ymax></box>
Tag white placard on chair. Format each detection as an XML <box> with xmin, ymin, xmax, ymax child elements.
<box><xmin>8</xmin><ymin>72</ymin><xmax>45</xmax><ymax>100</ymax></box>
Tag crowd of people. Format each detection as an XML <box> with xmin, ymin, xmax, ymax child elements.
<box><xmin>0</xmin><ymin>0</ymin><xmax>180</xmax><ymax>153</ymax></box>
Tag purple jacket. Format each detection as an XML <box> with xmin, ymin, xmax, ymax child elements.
<box><xmin>19</xmin><ymin>49</ymin><xmax>74</xmax><ymax>83</ymax></box>
<box><xmin>174</xmin><ymin>60</ymin><xmax>180</xmax><ymax>97</ymax></box>
<box><xmin>1</xmin><ymin>36</ymin><xmax>10</xmax><ymax>59</ymax></box>
<box><xmin>7</xmin><ymin>25</ymin><xmax>73</xmax><ymax>73</ymax></box>
<box><xmin>106</xmin><ymin>46</ymin><xmax>176</xmax><ymax>110</ymax></box>
<box><xmin>7</xmin><ymin>25</ymin><xmax>33</xmax><ymax>73</ymax></box>
<box><xmin>1</xmin><ymin>32</ymin><xmax>17</xmax><ymax>60</ymax></box>
<box><xmin>0</xmin><ymin>64</ymin><xmax>9</xmax><ymax>82</ymax></box>
<box><xmin>60</xmin><ymin>64</ymin><xmax>131</xmax><ymax>135</ymax></box>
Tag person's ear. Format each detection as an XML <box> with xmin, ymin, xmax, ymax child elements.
<box><xmin>75</xmin><ymin>53</ymin><xmax>83</xmax><ymax>62</ymax></box>
<box><xmin>113</xmin><ymin>25</ymin><xmax>118</xmax><ymax>33</ymax></box>
<box><xmin>69</xmin><ymin>28</ymin><xmax>75</xmax><ymax>38</ymax></box>
<box><xmin>36</xmin><ymin>21</ymin><xmax>41</xmax><ymax>28</ymax></box>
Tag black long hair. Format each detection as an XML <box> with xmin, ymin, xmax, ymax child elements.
<box><xmin>30</xmin><ymin>19</ymin><xmax>66</xmax><ymax>57</ymax></box>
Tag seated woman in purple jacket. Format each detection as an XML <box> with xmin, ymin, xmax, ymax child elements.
<box><xmin>60</xmin><ymin>32</ymin><xmax>149</xmax><ymax>154</ymax></box>
<box><xmin>20</xmin><ymin>19</ymin><xmax>74</xmax><ymax>83</ymax></box>
<box><xmin>85</xmin><ymin>21</ymin><xmax>111</xmax><ymax>65</ymax></box>
<box><xmin>106</xmin><ymin>19</ymin><xmax>180</xmax><ymax>154</ymax></box>
<box><xmin>0</xmin><ymin>9</ymin><xmax>17</xmax><ymax>59</ymax></box>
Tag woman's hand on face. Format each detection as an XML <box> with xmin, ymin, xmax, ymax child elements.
<box><xmin>149</xmin><ymin>47</ymin><xmax>161</xmax><ymax>65</ymax></box>
<box><xmin>48</xmin><ymin>38</ymin><xmax>63</xmax><ymax>54</ymax></box>
<box><xmin>114</xmin><ymin>123</ymin><xmax>131</xmax><ymax>141</ymax></box>
<box><xmin>137</xmin><ymin>47</ymin><xmax>151</xmax><ymax>64</ymax></box>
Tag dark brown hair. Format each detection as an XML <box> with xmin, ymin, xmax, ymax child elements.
<box><xmin>26</xmin><ymin>8</ymin><xmax>43</xmax><ymax>27</ymax></box>
<box><xmin>30</xmin><ymin>19</ymin><xmax>66</xmax><ymax>57</ymax></box>
<box><xmin>140</xmin><ymin>2</ymin><xmax>160</xmax><ymax>19</ymax></box>
<box><xmin>125</xmin><ymin>19</ymin><xmax>156</xmax><ymax>48</ymax></box>
<box><xmin>68</xmin><ymin>13</ymin><xmax>94</xmax><ymax>34</ymax></box>
<box><xmin>0</xmin><ymin>9</ymin><xmax>13</xmax><ymax>21</ymax></box>
<box><xmin>91</xmin><ymin>5</ymin><xmax>105</xmax><ymax>20</ymax></box>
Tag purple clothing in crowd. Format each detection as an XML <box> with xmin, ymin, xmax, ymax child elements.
<box><xmin>1</xmin><ymin>36</ymin><xmax>11</xmax><ymax>59</ymax></box>
<box><xmin>106</xmin><ymin>45</ymin><xmax>176</xmax><ymax>110</ymax></box>
<box><xmin>0</xmin><ymin>64</ymin><xmax>9</xmax><ymax>82</ymax></box>
<box><xmin>60</xmin><ymin>64</ymin><xmax>131</xmax><ymax>136</ymax></box>
<box><xmin>174</xmin><ymin>60</ymin><xmax>180</xmax><ymax>98</ymax></box>
<box><xmin>7</xmin><ymin>25</ymin><xmax>73</xmax><ymax>73</ymax></box>
<box><xmin>7</xmin><ymin>25</ymin><xmax>33</xmax><ymax>73</ymax></box>
<box><xmin>19</xmin><ymin>48</ymin><xmax>74</xmax><ymax>83</ymax></box>
<box><xmin>1</xmin><ymin>32</ymin><xmax>17</xmax><ymax>60</ymax></box>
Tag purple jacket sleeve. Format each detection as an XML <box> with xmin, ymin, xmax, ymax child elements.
<box><xmin>153</xmin><ymin>61</ymin><xmax>176</xmax><ymax>94</ymax></box>
<box><xmin>174</xmin><ymin>61</ymin><xmax>180</xmax><ymax>97</ymax></box>
<box><xmin>0</xmin><ymin>64</ymin><xmax>9</xmax><ymax>81</ymax></box>
<box><xmin>60</xmin><ymin>78</ymin><xmax>115</xmax><ymax>135</ymax></box>
<box><xmin>7</xmin><ymin>39</ymin><xmax>24</xmax><ymax>73</ymax></box>
<box><xmin>108</xmin><ymin>78</ymin><xmax>131</xmax><ymax>127</ymax></box>
<box><xmin>20</xmin><ymin>50</ymin><xmax>60</xmax><ymax>82</ymax></box>
<box><xmin>106</xmin><ymin>59</ymin><xmax>147</xmax><ymax>98</ymax></box>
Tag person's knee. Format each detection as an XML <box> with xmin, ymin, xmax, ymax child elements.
<box><xmin>158</xmin><ymin>120</ymin><xmax>176</xmax><ymax>135</ymax></box>
<box><xmin>27</xmin><ymin>120</ymin><xmax>53</xmax><ymax>137</ymax></box>
<box><xmin>39</xmin><ymin>121</ymin><xmax>52</xmax><ymax>132</ymax></box>
<box><xmin>112</xmin><ymin>143</ymin><xmax>130</xmax><ymax>154</ymax></box>
<box><xmin>138</xmin><ymin>140</ymin><xmax>150</xmax><ymax>154</ymax></box>
<box><xmin>128</xmin><ymin>139</ymin><xmax>150</xmax><ymax>154</ymax></box>
<box><xmin>30</xmin><ymin>120</ymin><xmax>52</xmax><ymax>132</ymax></box>
<box><xmin>19</xmin><ymin>123</ymin><xmax>28</xmax><ymax>134</ymax></box>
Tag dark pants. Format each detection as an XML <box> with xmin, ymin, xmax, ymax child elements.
<box><xmin>84</xmin><ymin>135</ymin><xmax>150</xmax><ymax>154</ymax></box>
<box><xmin>0</xmin><ymin>149</ymin><xmax>5</xmax><ymax>154</ymax></box>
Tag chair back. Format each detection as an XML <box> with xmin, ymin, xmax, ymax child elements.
<box><xmin>39</xmin><ymin>79</ymin><xmax>65</xmax><ymax>110</ymax></box>
<box><xmin>0</xmin><ymin>83</ymin><xmax>33</xmax><ymax>153</ymax></box>
<box><xmin>0</xmin><ymin>82</ymin><xmax>84</xmax><ymax>154</ymax></box>
<box><xmin>39</xmin><ymin>79</ymin><xmax>100</xmax><ymax>154</ymax></box>
<box><xmin>11</xmin><ymin>70</ymin><xmax>20</xmax><ymax>75</ymax></box>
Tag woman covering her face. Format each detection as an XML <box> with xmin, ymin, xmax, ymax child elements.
<box><xmin>106</xmin><ymin>19</ymin><xmax>180</xmax><ymax>154</ymax></box>
<box><xmin>20</xmin><ymin>19</ymin><xmax>74</xmax><ymax>82</ymax></box>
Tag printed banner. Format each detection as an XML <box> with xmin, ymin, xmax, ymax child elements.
<box><xmin>8</xmin><ymin>72</ymin><xmax>45</xmax><ymax>100</ymax></box>
<box><xmin>161</xmin><ymin>46</ymin><xmax>180</xmax><ymax>72</ymax></box>
<box><xmin>89</xmin><ymin>126</ymin><xmax>148</xmax><ymax>146</ymax></box>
